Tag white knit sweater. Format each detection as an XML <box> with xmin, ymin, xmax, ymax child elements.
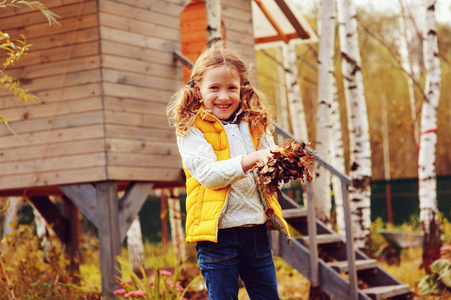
<box><xmin>177</xmin><ymin>123</ymin><xmax>275</xmax><ymax>229</ymax></box>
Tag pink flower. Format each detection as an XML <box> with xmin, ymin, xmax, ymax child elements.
<box><xmin>148</xmin><ymin>280</ymin><xmax>155</xmax><ymax>286</ymax></box>
<box><xmin>114</xmin><ymin>289</ymin><xmax>127</xmax><ymax>295</ymax></box>
<box><xmin>160</xmin><ymin>270</ymin><xmax>173</xmax><ymax>276</ymax></box>
<box><xmin>133</xmin><ymin>290</ymin><xmax>148</xmax><ymax>297</ymax></box>
<box><xmin>125</xmin><ymin>279</ymin><xmax>133</xmax><ymax>284</ymax></box>
<box><xmin>124</xmin><ymin>290</ymin><xmax>148</xmax><ymax>298</ymax></box>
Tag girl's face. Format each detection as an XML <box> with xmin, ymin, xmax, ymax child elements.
<box><xmin>196</xmin><ymin>65</ymin><xmax>241</xmax><ymax>120</ymax></box>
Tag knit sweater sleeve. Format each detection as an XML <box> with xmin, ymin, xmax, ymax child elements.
<box><xmin>257</xmin><ymin>129</ymin><xmax>276</xmax><ymax>150</ymax></box>
<box><xmin>177</xmin><ymin>127</ymin><xmax>246</xmax><ymax>190</ymax></box>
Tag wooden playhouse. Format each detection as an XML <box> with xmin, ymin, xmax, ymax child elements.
<box><xmin>0</xmin><ymin>0</ymin><xmax>413</xmax><ymax>298</ymax></box>
<box><xmin>0</xmin><ymin>0</ymin><xmax>314</xmax><ymax>293</ymax></box>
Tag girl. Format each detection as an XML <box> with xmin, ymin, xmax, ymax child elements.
<box><xmin>167</xmin><ymin>42</ymin><xmax>290</xmax><ymax>300</ymax></box>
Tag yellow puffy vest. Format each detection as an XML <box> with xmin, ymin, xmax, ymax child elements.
<box><xmin>183</xmin><ymin>110</ymin><xmax>289</xmax><ymax>243</ymax></box>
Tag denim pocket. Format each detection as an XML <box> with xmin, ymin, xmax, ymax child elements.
<box><xmin>253</xmin><ymin>225</ymin><xmax>272</xmax><ymax>258</ymax></box>
<box><xmin>197</xmin><ymin>229</ymin><xmax>238</xmax><ymax>263</ymax></box>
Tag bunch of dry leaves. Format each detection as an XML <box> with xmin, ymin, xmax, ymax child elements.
<box><xmin>254</xmin><ymin>139</ymin><xmax>314</xmax><ymax>198</ymax></box>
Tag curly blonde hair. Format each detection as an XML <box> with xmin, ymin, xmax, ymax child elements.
<box><xmin>167</xmin><ymin>42</ymin><xmax>274</xmax><ymax>136</ymax></box>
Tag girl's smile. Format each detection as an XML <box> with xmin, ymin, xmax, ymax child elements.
<box><xmin>196</xmin><ymin>65</ymin><xmax>241</xmax><ymax>120</ymax></box>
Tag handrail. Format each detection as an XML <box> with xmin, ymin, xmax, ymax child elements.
<box><xmin>274</xmin><ymin>123</ymin><xmax>358</xmax><ymax>300</ymax></box>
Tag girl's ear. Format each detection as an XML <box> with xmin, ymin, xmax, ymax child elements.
<box><xmin>195</xmin><ymin>86</ymin><xmax>201</xmax><ymax>98</ymax></box>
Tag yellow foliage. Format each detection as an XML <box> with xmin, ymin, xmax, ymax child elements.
<box><xmin>0</xmin><ymin>1</ymin><xmax>59</xmax><ymax>133</ymax></box>
<box><xmin>1</xmin><ymin>224</ymin><xmax>100</xmax><ymax>299</ymax></box>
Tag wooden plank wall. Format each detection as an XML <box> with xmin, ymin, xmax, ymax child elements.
<box><xmin>97</xmin><ymin>0</ymin><xmax>186</xmax><ymax>183</ymax></box>
<box><xmin>0</xmin><ymin>0</ymin><xmax>107</xmax><ymax>191</ymax></box>
<box><xmin>0</xmin><ymin>0</ymin><xmax>256</xmax><ymax>192</ymax></box>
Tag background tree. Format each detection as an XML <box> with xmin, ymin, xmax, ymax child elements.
<box><xmin>337</xmin><ymin>0</ymin><xmax>372</xmax><ymax>254</ymax></box>
<box><xmin>418</xmin><ymin>0</ymin><xmax>442</xmax><ymax>272</ymax></box>
<box><xmin>313</xmin><ymin>0</ymin><xmax>336</xmax><ymax>226</ymax></box>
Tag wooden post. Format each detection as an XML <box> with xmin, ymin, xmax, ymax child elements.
<box><xmin>168</xmin><ymin>190</ymin><xmax>186</xmax><ymax>267</ymax></box>
<box><xmin>385</xmin><ymin>182</ymin><xmax>393</xmax><ymax>225</ymax></box>
<box><xmin>341</xmin><ymin>181</ymin><xmax>358</xmax><ymax>300</ymax></box>
<box><xmin>306</xmin><ymin>182</ymin><xmax>319</xmax><ymax>287</ymax></box>
<box><xmin>62</xmin><ymin>195</ymin><xmax>81</xmax><ymax>282</ymax></box>
<box><xmin>160</xmin><ymin>191</ymin><xmax>168</xmax><ymax>248</ymax></box>
<box><xmin>96</xmin><ymin>181</ymin><xmax>121</xmax><ymax>297</ymax></box>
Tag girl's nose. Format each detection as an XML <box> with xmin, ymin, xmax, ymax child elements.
<box><xmin>218</xmin><ymin>90</ymin><xmax>229</xmax><ymax>100</ymax></box>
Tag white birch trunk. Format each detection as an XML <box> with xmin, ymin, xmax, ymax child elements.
<box><xmin>33</xmin><ymin>206</ymin><xmax>53</xmax><ymax>260</ymax></box>
<box><xmin>398</xmin><ymin>0</ymin><xmax>420</xmax><ymax>144</ymax></box>
<box><xmin>418</xmin><ymin>0</ymin><xmax>441</xmax><ymax>270</ymax></box>
<box><xmin>127</xmin><ymin>216</ymin><xmax>146</xmax><ymax>273</ymax></box>
<box><xmin>330</xmin><ymin>78</ymin><xmax>347</xmax><ymax>237</ymax></box>
<box><xmin>168</xmin><ymin>195</ymin><xmax>186</xmax><ymax>267</ymax></box>
<box><xmin>337</xmin><ymin>0</ymin><xmax>372</xmax><ymax>254</ymax></box>
<box><xmin>206</xmin><ymin>0</ymin><xmax>222</xmax><ymax>46</ymax></box>
<box><xmin>2</xmin><ymin>197</ymin><xmax>20</xmax><ymax>238</ymax></box>
<box><xmin>283</xmin><ymin>42</ymin><xmax>309</xmax><ymax>141</ymax></box>
<box><xmin>277</xmin><ymin>48</ymin><xmax>290</xmax><ymax>131</ymax></box>
<box><xmin>313</xmin><ymin>0</ymin><xmax>336</xmax><ymax>225</ymax></box>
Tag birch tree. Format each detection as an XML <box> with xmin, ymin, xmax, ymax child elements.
<box><xmin>337</xmin><ymin>0</ymin><xmax>372</xmax><ymax>254</ymax></box>
<box><xmin>206</xmin><ymin>0</ymin><xmax>222</xmax><ymax>46</ymax></box>
<box><xmin>316</xmin><ymin>0</ymin><xmax>347</xmax><ymax>236</ymax></box>
<box><xmin>117</xmin><ymin>189</ymin><xmax>146</xmax><ymax>274</ymax></box>
<box><xmin>398</xmin><ymin>0</ymin><xmax>420</xmax><ymax>144</ymax></box>
<box><xmin>418</xmin><ymin>0</ymin><xmax>441</xmax><ymax>271</ymax></box>
<box><xmin>330</xmin><ymin>80</ymin><xmax>347</xmax><ymax>237</ymax></box>
<box><xmin>283</xmin><ymin>43</ymin><xmax>309</xmax><ymax>141</ymax></box>
<box><xmin>313</xmin><ymin>0</ymin><xmax>336</xmax><ymax>225</ymax></box>
<box><xmin>277</xmin><ymin>48</ymin><xmax>290</xmax><ymax>131</ymax></box>
<box><xmin>127</xmin><ymin>217</ymin><xmax>146</xmax><ymax>274</ymax></box>
<box><xmin>2</xmin><ymin>197</ymin><xmax>21</xmax><ymax>238</ymax></box>
<box><xmin>33</xmin><ymin>206</ymin><xmax>53</xmax><ymax>260</ymax></box>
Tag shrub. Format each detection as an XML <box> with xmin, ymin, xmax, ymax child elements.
<box><xmin>0</xmin><ymin>224</ymin><xmax>100</xmax><ymax>299</ymax></box>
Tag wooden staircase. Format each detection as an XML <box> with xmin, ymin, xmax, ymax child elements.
<box><xmin>272</xmin><ymin>195</ymin><xmax>412</xmax><ymax>300</ymax></box>
<box><xmin>272</xmin><ymin>125</ymin><xmax>413</xmax><ymax>300</ymax></box>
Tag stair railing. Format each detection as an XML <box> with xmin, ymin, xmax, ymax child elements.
<box><xmin>274</xmin><ymin>123</ymin><xmax>358</xmax><ymax>300</ymax></box>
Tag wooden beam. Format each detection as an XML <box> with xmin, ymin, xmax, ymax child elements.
<box><xmin>96</xmin><ymin>181</ymin><xmax>121</xmax><ymax>298</ymax></box>
<box><xmin>273</xmin><ymin>0</ymin><xmax>310</xmax><ymax>39</ymax></box>
<box><xmin>254</xmin><ymin>0</ymin><xmax>290</xmax><ymax>43</ymax></box>
<box><xmin>59</xmin><ymin>183</ymin><xmax>98</xmax><ymax>228</ymax></box>
<box><xmin>119</xmin><ymin>182</ymin><xmax>153</xmax><ymax>242</ymax></box>
<box><xmin>173</xmin><ymin>51</ymin><xmax>194</xmax><ymax>69</ymax></box>
<box><xmin>28</xmin><ymin>196</ymin><xmax>69</xmax><ymax>243</ymax></box>
<box><xmin>255</xmin><ymin>33</ymin><xmax>299</xmax><ymax>45</ymax></box>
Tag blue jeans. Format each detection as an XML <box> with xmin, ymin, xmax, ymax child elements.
<box><xmin>196</xmin><ymin>224</ymin><xmax>280</xmax><ymax>300</ymax></box>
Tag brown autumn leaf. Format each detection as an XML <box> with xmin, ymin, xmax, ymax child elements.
<box><xmin>254</xmin><ymin>139</ymin><xmax>314</xmax><ymax>199</ymax></box>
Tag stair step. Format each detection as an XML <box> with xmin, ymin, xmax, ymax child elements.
<box><xmin>362</xmin><ymin>284</ymin><xmax>412</xmax><ymax>300</ymax></box>
<box><xmin>298</xmin><ymin>234</ymin><xmax>342</xmax><ymax>246</ymax></box>
<box><xmin>282</xmin><ymin>208</ymin><xmax>307</xmax><ymax>219</ymax></box>
<box><xmin>328</xmin><ymin>259</ymin><xmax>378</xmax><ymax>273</ymax></box>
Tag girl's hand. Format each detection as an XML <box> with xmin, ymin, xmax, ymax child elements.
<box><xmin>241</xmin><ymin>146</ymin><xmax>280</xmax><ymax>172</ymax></box>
